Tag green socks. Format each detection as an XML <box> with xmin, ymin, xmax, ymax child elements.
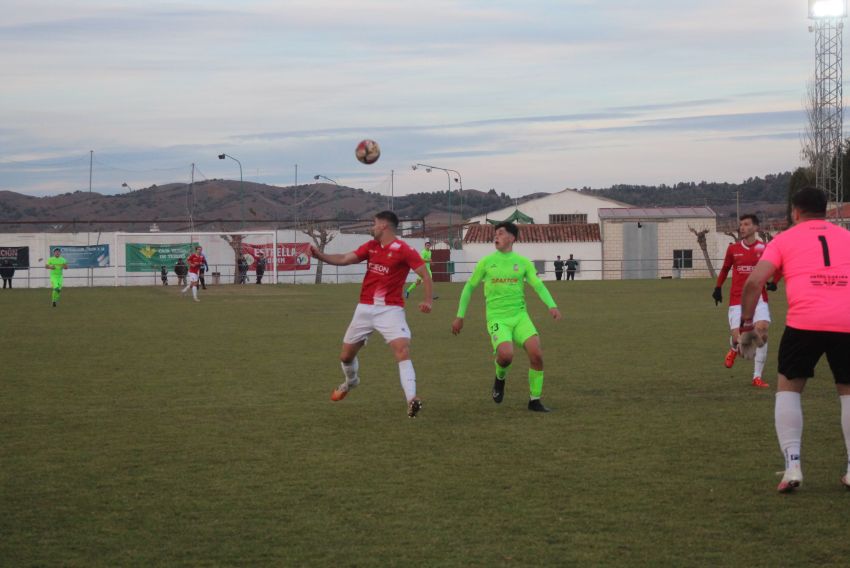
<box><xmin>495</xmin><ymin>362</ymin><xmax>511</xmax><ymax>380</ymax></box>
<box><xmin>528</xmin><ymin>369</ymin><xmax>544</xmax><ymax>399</ymax></box>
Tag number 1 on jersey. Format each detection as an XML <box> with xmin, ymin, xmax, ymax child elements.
<box><xmin>818</xmin><ymin>235</ymin><xmax>831</xmax><ymax>267</ymax></box>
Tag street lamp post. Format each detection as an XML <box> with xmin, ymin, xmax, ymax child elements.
<box><xmin>412</xmin><ymin>163</ymin><xmax>462</xmax><ymax>248</ymax></box>
<box><xmin>218</xmin><ymin>153</ymin><xmax>244</xmax><ymax>228</ymax></box>
<box><xmin>121</xmin><ymin>182</ymin><xmax>134</xmax><ymax>192</ymax></box>
<box><xmin>313</xmin><ymin>174</ymin><xmax>339</xmax><ymax>185</ymax></box>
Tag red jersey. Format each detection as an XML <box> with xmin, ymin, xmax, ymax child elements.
<box><xmin>187</xmin><ymin>253</ymin><xmax>203</xmax><ymax>274</ymax></box>
<box><xmin>354</xmin><ymin>239</ymin><xmax>424</xmax><ymax>307</ymax></box>
<box><xmin>716</xmin><ymin>240</ymin><xmax>768</xmax><ymax>306</ymax></box>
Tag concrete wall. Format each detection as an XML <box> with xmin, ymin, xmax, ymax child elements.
<box><xmin>0</xmin><ymin>231</ymin><xmax>427</xmax><ymax>288</ymax></box>
<box><xmin>467</xmin><ymin>189</ymin><xmax>626</xmax><ymax>225</ymax></box>
<box><xmin>453</xmin><ymin>242</ymin><xmax>602</xmax><ymax>281</ymax></box>
<box><xmin>602</xmin><ymin>218</ymin><xmax>723</xmax><ymax>280</ymax></box>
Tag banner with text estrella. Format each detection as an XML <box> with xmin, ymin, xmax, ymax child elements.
<box><xmin>241</xmin><ymin>243</ymin><xmax>311</xmax><ymax>271</ymax></box>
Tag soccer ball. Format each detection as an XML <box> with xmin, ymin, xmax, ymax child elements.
<box><xmin>355</xmin><ymin>139</ymin><xmax>381</xmax><ymax>164</ymax></box>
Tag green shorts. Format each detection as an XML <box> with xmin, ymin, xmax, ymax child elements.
<box><xmin>50</xmin><ymin>276</ymin><xmax>63</xmax><ymax>289</ymax></box>
<box><xmin>487</xmin><ymin>312</ymin><xmax>538</xmax><ymax>351</ymax></box>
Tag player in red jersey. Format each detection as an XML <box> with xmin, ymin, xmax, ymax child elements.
<box><xmin>310</xmin><ymin>211</ymin><xmax>433</xmax><ymax>418</ymax></box>
<box><xmin>182</xmin><ymin>245</ymin><xmax>204</xmax><ymax>302</ymax></box>
<box><xmin>741</xmin><ymin>187</ymin><xmax>850</xmax><ymax>492</ymax></box>
<box><xmin>713</xmin><ymin>214</ymin><xmax>776</xmax><ymax>388</ymax></box>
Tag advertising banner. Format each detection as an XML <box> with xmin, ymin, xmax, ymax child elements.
<box><xmin>241</xmin><ymin>242</ymin><xmax>311</xmax><ymax>271</ymax></box>
<box><xmin>125</xmin><ymin>242</ymin><xmax>199</xmax><ymax>272</ymax></box>
<box><xmin>49</xmin><ymin>244</ymin><xmax>110</xmax><ymax>268</ymax></box>
<box><xmin>0</xmin><ymin>246</ymin><xmax>30</xmax><ymax>269</ymax></box>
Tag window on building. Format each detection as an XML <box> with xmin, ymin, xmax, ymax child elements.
<box><xmin>673</xmin><ymin>249</ymin><xmax>693</xmax><ymax>269</ymax></box>
<box><xmin>549</xmin><ymin>213</ymin><xmax>588</xmax><ymax>225</ymax></box>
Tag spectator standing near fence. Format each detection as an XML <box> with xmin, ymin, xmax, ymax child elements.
<box><xmin>199</xmin><ymin>253</ymin><xmax>209</xmax><ymax>290</ymax></box>
<box><xmin>256</xmin><ymin>252</ymin><xmax>267</xmax><ymax>284</ymax></box>
<box><xmin>0</xmin><ymin>259</ymin><xmax>14</xmax><ymax>289</ymax></box>
<box><xmin>160</xmin><ymin>265</ymin><xmax>168</xmax><ymax>286</ymax></box>
<box><xmin>565</xmin><ymin>254</ymin><xmax>578</xmax><ymax>281</ymax></box>
<box><xmin>554</xmin><ymin>255</ymin><xmax>564</xmax><ymax>281</ymax></box>
<box><xmin>174</xmin><ymin>258</ymin><xmax>187</xmax><ymax>286</ymax></box>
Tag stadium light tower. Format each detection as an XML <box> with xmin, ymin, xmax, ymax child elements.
<box><xmin>218</xmin><ymin>153</ymin><xmax>245</xmax><ymax>228</ymax></box>
<box><xmin>809</xmin><ymin>0</ymin><xmax>846</xmax><ymax>216</ymax></box>
<box><xmin>412</xmin><ymin>163</ymin><xmax>462</xmax><ymax>248</ymax></box>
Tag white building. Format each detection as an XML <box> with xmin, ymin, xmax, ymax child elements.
<box><xmin>457</xmin><ymin>189</ymin><xmax>629</xmax><ymax>280</ymax></box>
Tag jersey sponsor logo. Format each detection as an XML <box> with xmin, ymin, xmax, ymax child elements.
<box><xmin>735</xmin><ymin>265</ymin><xmax>755</xmax><ymax>273</ymax></box>
<box><xmin>810</xmin><ymin>273</ymin><xmax>849</xmax><ymax>287</ymax></box>
<box><xmin>491</xmin><ymin>277</ymin><xmax>519</xmax><ymax>284</ymax></box>
<box><xmin>367</xmin><ymin>262</ymin><xmax>390</xmax><ymax>275</ymax></box>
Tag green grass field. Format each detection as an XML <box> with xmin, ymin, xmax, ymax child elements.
<box><xmin>3</xmin><ymin>280</ymin><xmax>850</xmax><ymax>566</ymax></box>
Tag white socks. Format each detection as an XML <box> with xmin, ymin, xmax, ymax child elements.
<box><xmin>398</xmin><ymin>359</ymin><xmax>417</xmax><ymax>401</ymax></box>
<box><xmin>841</xmin><ymin>396</ymin><xmax>850</xmax><ymax>474</ymax></box>
<box><xmin>192</xmin><ymin>286</ymin><xmax>198</xmax><ymax>300</ymax></box>
<box><xmin>754</xmin><ymin>342</ymin><xmax>767</xmax><ymax>378</ymax></box>
<box><xmin>341</xmin><ymin>357</ymin><xmax>359</xmax><ymax>385</ymax></box>
<box><xmin>775</xmin><ymin>391</ymin><xmax>803</xmax><ymax>470</ymax></box>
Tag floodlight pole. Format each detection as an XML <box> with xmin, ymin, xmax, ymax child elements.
<box><xmin>413</xmin><ymin>163</ymin><xmax>460</xmax><ymax>248</ymax></box>
<box><xmin>218</xmin><ymin>153</ymin><xmax>245</xmax><ymax>229</ymax></box>
<box><xmin>809</xmin><ymin>0</ymin><xmax>846</xmax><ymax>220</ymax></box>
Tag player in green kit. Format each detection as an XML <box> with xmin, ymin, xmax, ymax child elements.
<box><xmin>405</xmin><ymin>240</ymin><xmax>435</xmax><ymax>299</ymax></box>
<box><xmin>45</xmin><ymin>248</ymin><xmax>67</xmax><ymax>307</ymax></box>
<box><xmin>452</xmin><ymin>221</ymin><xmax>562</xmax><ymax>412</ymax></box>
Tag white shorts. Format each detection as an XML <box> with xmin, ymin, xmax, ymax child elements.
<box><xmin>189</xmin><ymin>272</ymin><xmax>199</xmax><ymax>283</ymax></box>
<box><xmin>343</xmin><ymin>303</ymin><xmax>411</xmax><ymax>345</ymax></box>
<box><xmin>728</xmin><ymin>297</ymin><xmax>770</xmax><ymax>329</ymax></box>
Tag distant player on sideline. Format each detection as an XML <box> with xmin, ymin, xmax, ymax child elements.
<box><xmin>182</xmin><ymin>246</ymin><xmax>204</xmax><ymax>302</ymax></box>
<box><xmin>713</xmin><ymin>214</ymin><xmax>775</xmax><ymax>388</ymax></box>
<box><xmin>452</xmin><ymin>221</ymin><xmax>562</xmax><ymax>412</ymax></box>
<box><xmin>311</xmin><ymin>211</ymin><xmax>433</xmax><ymax>418</ymax></box>
<box><xmin>405</xmin><ymin>240</ymin><xmax>435</xmax><ymax>299</ymax></box>
<box><xmin>741</xmin><ymin>187</ymin><xmax>850</xmax><ymax>493</ymax></box>
<box><xmin>45</xmin><ymin>248</ymin><xmax>67</xmax><ymax>307</ymax></box>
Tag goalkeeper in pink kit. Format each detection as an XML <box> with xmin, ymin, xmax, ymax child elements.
<box><xmin>741</xmin><ymin>187</ymin><xmax>850</xmax><ymax>493</ymax></box>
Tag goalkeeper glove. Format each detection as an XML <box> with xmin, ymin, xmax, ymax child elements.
<box><xmin>712</xmin><ymin>287</ymin><xmax>722</xmax><ymax>306</ymax></box>
<box><xmin>766</xmin><ymin>281</ymin><xmax>778</xmax><ymax>292</ymax></box>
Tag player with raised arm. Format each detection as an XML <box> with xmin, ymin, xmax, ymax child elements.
<box><xmin>713</xmin><ymin>214</ymin><xmax>775</xmax><ymax>388</ymax></box>
<box><xmin>182</xmin><ymin>246</ymin><xmax>204</xmax><ymax>302</ymax></box>
<box><xmin>740</xmin><ymin>187</ymin><xmax>850</xmax><ymax>493</ymax></box>
<box><xmin>452</xmin><ymin>221</ymin><xmax>562</xmax><ymax>412</ymax></box>
<box><xmin>311</xmin><ymin>211</ymin><xmax>433</xmax><ymax>418</ymax></box>
<box><xmin>45</xmin><ymin>248</ymin><xmax>67</xmax><ymax>307</ymax></box>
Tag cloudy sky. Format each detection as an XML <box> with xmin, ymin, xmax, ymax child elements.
<box><xmin>0</xmin><ymin>1</ymin><xmax>822</xmax><ymax>199</ymax></box>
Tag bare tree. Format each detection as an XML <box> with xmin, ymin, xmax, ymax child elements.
<box><xmin>302</xmin><ymin>222</ymin><xmax>336</xmax><ymax>284</ymax></box>
<box><xmin>689</xmin><ymin>226</ymin><xmax>717</xmax><ymax>279</ymax></box>
<box><xmin>220</xmin><ymin>234</ymin><xmax>245</xmax><ymax>284</ymax></box>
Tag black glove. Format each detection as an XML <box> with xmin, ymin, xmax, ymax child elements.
<box><xmin>712</xmin><ymin>287</ymin><xmax>722</xmax><ymax>306</ymax></box>
<box><xmin>766</xmin><ymin>281</ymin><xmax>777</xmax><ymax>292</ymax></box>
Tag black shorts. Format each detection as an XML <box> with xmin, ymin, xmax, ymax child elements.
<box><xmin>778</xmin><ymin>326</ymin><xmax>850</xmax><ymax>383</ymax></box>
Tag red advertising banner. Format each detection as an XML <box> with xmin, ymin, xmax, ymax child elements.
<box><xmin>241</xmin><ymin>242</ymin><xmax>312</xmax><ymax>271</ymax></box>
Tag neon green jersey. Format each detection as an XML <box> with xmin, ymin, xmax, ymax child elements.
<box><xmin>456</xmin><ymin>250</ymin><xmax>557</xmax><ymax>320</ymax></box>
<box><xmin>47</xmin><ymin>256</ymin><xmax>67</xmax><ymax>278</ymax></box>
<box><xmin>421</xmin><ymin>249</ymin><xmax>432</xmax><ymax>265</ymax></box>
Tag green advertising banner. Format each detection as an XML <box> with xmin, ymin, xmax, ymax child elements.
<box><xmin>125</xmin><ymin>242</ymin><xmax>199</xmax><ymax>272</ymax></box>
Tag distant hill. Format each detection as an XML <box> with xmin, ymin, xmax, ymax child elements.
<box><xmin>0</xmin><ymin>172</ymin><xmax>795</xmax><ymax>233</ymax></box>
<box><xmin>0</xmin><ymin>180</ymin><xmax>545</xmax><ymax>233</ymax></box>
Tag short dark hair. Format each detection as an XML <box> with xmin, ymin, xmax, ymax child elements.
<box><xmin>791</xmin><ymin>186</ymin><xmax>827</xmax><ymax>216</ymax></box>
<box><xmin>375</xmin><ymin>210</ymin><xmax>399</xmax><ymax>228</ymax></box>
<box><xmin>739</xmin><ymin>214</ymin><xmax>759</xmax><ymax>226</ymax></box>
<box><xmin>494</xmin><ymin>221</ymin><xmax>519</xmax><ymax>239</ymax></box>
